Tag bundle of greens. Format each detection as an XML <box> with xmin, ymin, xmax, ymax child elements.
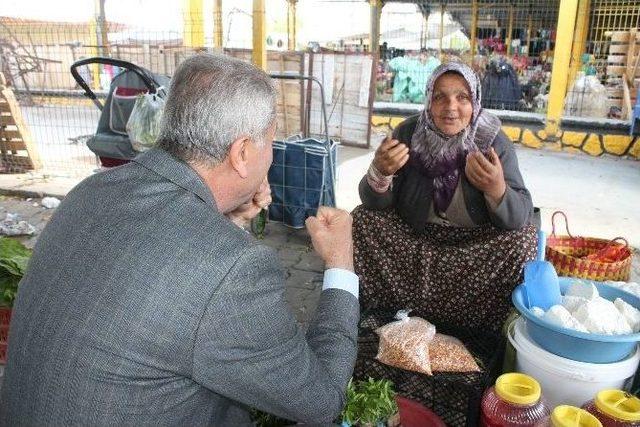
<box><xmin>0</xmin><ymin>237</ymin><xmax>32</xmax><ymax>307</ymax></box>
<box><xmin>341</xmin><ymin>378</ymin><xmax>398</xmax><ymax>427</ymax></box>
<box><xmin>251</xmin><ymin>377</ymin><xmax>398</xmax><ymax>427</ymax></box>
<box><xmin>250</xmin><ymin>410</ymin><xmax>292</xmax><ymax>427</ymax></box>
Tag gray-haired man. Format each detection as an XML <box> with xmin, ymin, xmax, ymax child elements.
<box><xmin>0</xmin><ymin>54</ymin><xmax>359</xmax><ymax>425</ymax></box>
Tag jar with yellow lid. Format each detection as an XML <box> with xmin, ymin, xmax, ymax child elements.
<box><xmin>480</xmin><ymin>373</ymin><xmax>551</xmax><ymax>426</ymax></box>
<box><xmin>534</xmin><ymin>405</ymin><xmax>602</xmax><ymax>427</ymax></box>
<box><xmin>582</xmin><ymin>390</ymin><xmax>640</xmax><ymax>427</ymax></box>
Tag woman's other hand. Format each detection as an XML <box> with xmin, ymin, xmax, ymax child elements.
<box><xmin>372</xmin><ymin>136</ymin><xmax>410</xmax><ymax>176</ymax></box>
<box><xmin>465</xmin><ymin>147</ymin><xmax>506</xmax><ymax>203</ymax></box>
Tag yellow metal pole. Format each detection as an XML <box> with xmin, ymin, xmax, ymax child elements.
<box><xmin>506</xmin><ymin>3</ymin><xmax>514</xmax><ymax>56</ymax></box>
<box><xmin>568</xmin><ymin>0</ymin><xmax>591</xmax><ymax>88</ymax></box>
<box><xmin>183</xmin><ymin>0</ymin><xmax>205</xmax><ymax>48</ymax></box>
<box><xmin>287</xmin><ymin>0</ymin><xmax>297</xmax><ymax>50</ymax></box>
<box><xmin>369</xmin><ymin>0</ymin><xmax>382</xmax><ymax>54</ymax></box>
<box><xmin>545</xmin><ymin>0</ymin><xmax>579</xmax><ymax>137</ymax></box>
<box><xmin>471</xmin><ymin>0</ymin><xmax>478</xmax><ymax>56</ymax></box>
<box><xmin>90</xmin><ymin>0</ymin><xmax>108</xmax><ymax>90</ymax></box>
<box><xmin>95</xmin><ymin>0</ymin><xmax>109</xmax><ymax>56</ymax></box>
<box><xmin>213</xmin><ymin>0</ymin><xmax>223</xmax><ymax>48</ymax></box>
<box><xmin>287</xmin><ymin>0</ymin><xmax>298</xmax><ymax>50</ymax></box>
<box><xmin>253</xmin><ymin>0</ymin><xmax>267</xmax><ymax>70</ymax></box>
<box><xmin>440</xmin><ymin>3</ymin><xmax>445</xmax><ymax>54</ymax></box>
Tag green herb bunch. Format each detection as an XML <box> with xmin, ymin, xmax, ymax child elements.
<box><xmin>341</xmin><ymin>378</ymin><xmax>398</xmax><ymax>426</ymax></box>
<box><xmin>250</xmin><ymin>409</ymin><xmax>293</xmax><ymax>427</ymax></box>
<box><xmin>0</xmin><ymin>237</ymin><xmax>32</xmax><ymax>307</ymax></box>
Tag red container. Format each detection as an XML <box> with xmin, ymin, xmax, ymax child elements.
<box><xmin>0</xmin><ymin>307</ymin><xmax>11</xmax><ymax>325</ymax></box>
<box><xmin>0</xmin><ymin>323</ymin><xmax>8</xmax><ymax>364</ymax></box>
<box><xmin>583</xmin><ymin>390</ymin><xmax>640</xmax><ymax>427</ymax></box>
<box><xmin>0</xmin><ymin>307</ymin><xmax>11</xmax><ymax>364</ymax></box>
<box><xmin>396</xmin><ymin>396</ymin><xmax>446</xmax><ymax>427</ymax></box>
<box><xmin>481</xmin><ymin>373</ymin><xmax>550</xmax><ymax>426</ymax></box>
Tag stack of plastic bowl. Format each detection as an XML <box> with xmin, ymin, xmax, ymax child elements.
<box><xmin>509</xmin><ymin>278</ymin><xmax>640</xmax><ymax>407</ymax></box>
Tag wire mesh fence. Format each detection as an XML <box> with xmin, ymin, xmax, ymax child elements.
<box><xmin>375</xmin><ymin>0</ymin><xmax>639</xmax><ymax>122</ymax></box>
<box><xmin>542</xmin><ymin>0</ymin><xmax>640</xmax><ymax>121</ymax></box>
<box><xmin>0</xmin><ymin>0</ymin><xmax>275</xmax><ymax>176</ymax></box>
<box><xmin>0</xmin><ymin>0</ymin><xmax>380</xmax><ymax>176</ymax></box>
<box><xmin>567</xmin><ymin>0</ymin><xmax>640</xmax><ymax>121</ymax></box>
<box><xmin>0</xmin><ymin>0</ymin><xmax>638</xmax><ymax>176</ymax></box>
<box><xmin>0</xmin><ymin>15</ymin><xmax>210</xmax><ymax>176</ymax></box>
<box><xmin>374</xmin><ymin>1</ymin><xmax>560</xmax><ymax>114</ymax></box>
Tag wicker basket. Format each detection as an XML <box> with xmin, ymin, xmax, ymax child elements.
<box><xmin>545</xmin><ymin>211</ymin><xmax>632</xmax><ymax>281</ymax></box>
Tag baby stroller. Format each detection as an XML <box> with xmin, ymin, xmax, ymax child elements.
<box><xmin>70</xmin><ymin>57</ymin><xmax>169</xmax><ymax>167</ymax></box>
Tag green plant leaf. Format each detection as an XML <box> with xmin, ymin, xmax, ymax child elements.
<box><xmin>0</xmin><ymin>274</ymin><xmax>20</xmax><ymax>306</ymax></box>
<box><xmin>249</xmin><ymin>409</ymin><xmax>293</xmax><ymax>427</ymax></box>
<box><xmin>0</xmin><ymin>238</ymin><xmax>32</xmax><ymax>307</ymax></box>
<box><xmin>0</xmin><ymin>238</ymin><xmax>31</xmax><ymax>274</ymax></box>
<box><xmin>340</xmin><ymin>378</ymin><xmax>398</xmax><ymax>425</ymax></box>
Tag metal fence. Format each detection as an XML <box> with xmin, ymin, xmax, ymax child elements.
<box><xmin>0</xmin><ymin>16</ymin><xmax>217</xmax><ymax>176</ymax></box>
<box><xmin>374</xmin><ymin>0</ymin><xmax>561</xmax><ymax>114</ymax></box>
<box><xmin>0</xmin><ymin>4</ymin><xmax>374</xmax><ymax>176</ymax></box>
<box><xmin>569</xmin><ymin>0</ymin><xmax>640</xmax><ymax>121</ymax></box>
<box><xmin>1</xmin><ymin>0</ymin><xmax>639</xmax><ymax>176</ymax></box>
<box><xmin>374</xmin><ymin>0</ymin><xmax>639</xmax><ymax>122</ymax></box>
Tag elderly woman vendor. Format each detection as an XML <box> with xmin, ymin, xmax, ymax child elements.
<box><xmin>354</xmin><ymin>62</ymin><xmax>537</xmax><ymax>332</ymax></box>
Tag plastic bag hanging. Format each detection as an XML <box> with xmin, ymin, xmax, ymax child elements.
<box><xmin>563</xmin><ymin>72</ymin><xmax>608</xmax><ymax>119</ymax></box>
<box><xmin>126</xmin><ymin>88</ymin><xmax>165</xmax><ymax>152</ymax></box>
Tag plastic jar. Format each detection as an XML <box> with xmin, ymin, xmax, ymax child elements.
<box><xmin>534</xmin><ymin>405</ymin><xmax>602</xmax><ymax>427</ymax></box>
<box><xmin>582</xmin><ymin>390</ymin><xmax>640</xmax><ymax>427</ymax></box>
<box><xmin>480</xmin><ymin>373</ymin><xmax>551</xmax><ymax>426</ymax></box>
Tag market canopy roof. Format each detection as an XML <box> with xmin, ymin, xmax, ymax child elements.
<box><xmin>376</xmin><ymin>0</ymin><xmax>561</xmax><ymax>36</ymax></box>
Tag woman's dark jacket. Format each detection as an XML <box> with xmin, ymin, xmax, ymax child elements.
<box><xmin>359</xmin><ymin>115</ymin><xmax>534</xmax><ymax>232</ymax></box>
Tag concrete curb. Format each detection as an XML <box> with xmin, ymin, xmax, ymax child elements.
<box><xmin>0</xmin><ymin>188</ymin><xmax>66</xmax><ymax>200</ymax></box>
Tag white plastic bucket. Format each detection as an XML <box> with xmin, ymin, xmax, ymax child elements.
<box><xmin>508</xmin><ymin>317</ymin><xmax>640</xmax><ymax>408</ymax></box>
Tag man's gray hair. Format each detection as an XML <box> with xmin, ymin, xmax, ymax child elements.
<box><xmin>157</xmin><ymin>53</ymin><xmax>277</xmax><ymax>166</ymax></box>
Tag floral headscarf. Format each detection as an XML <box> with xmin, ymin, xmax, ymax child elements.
<box><xmin>410</xmin><ymin>61</ymin><xmax>502</xmax><ymax>213</ymax></box>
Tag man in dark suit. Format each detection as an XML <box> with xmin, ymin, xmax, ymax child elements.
<box><xmin>0</xmin><ymin>54</ymin><xmax>359</xmax><ymax>426</ymax></box>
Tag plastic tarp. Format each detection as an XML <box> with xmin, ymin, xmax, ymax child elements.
<box><xmin>564</xmin><ymin>73</ymin><xmax>608</xmax><ymax>119</ymax></box>
<box><xmin>388</xmin><ymin>56</ymin><xmax>441</xmax><ymax>104</ymax></box>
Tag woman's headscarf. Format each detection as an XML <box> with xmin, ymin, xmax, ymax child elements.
<box><xmin>410</xmin><ymin>61</ymin><xmax>502</xmax><ymax>213</ymax></box>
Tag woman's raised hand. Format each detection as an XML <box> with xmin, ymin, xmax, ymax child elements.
<box><xmin>464</xmin><ymin>147</ymin><xmax>506</xmax><ymax>203</ymax></box>
<box><xmin>372</xmin><ymin>136</ymin><xmax>410</xmax><ymax>176</ymax></box>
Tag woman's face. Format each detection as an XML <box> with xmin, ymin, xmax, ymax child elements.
<box><xmin>429</xmin><ymin>72</ymin><xmax>473</xmax><ymax>136</ymax></box>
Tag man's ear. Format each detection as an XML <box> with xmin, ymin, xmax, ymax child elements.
<box><xmin>228</xmin><ymin>137</ymin><xmax>251</xmax><ymax>179</ymax></box>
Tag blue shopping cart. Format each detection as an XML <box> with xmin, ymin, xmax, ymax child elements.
<box><xmin>267</xmin><ymin>74</ymin><xmax>337</xmax><ymax>229</ymax></box>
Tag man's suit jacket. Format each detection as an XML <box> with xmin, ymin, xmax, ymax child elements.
<box><xmin>0</xmin><ymin>148</ymin><xmax>359</xmax><ymax>426</ymax></box>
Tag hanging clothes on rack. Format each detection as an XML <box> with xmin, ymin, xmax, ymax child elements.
<box><xmin>481</xmin><ymin>58</ymin><xmax>523</xmax><ymax>110</ymax></box>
